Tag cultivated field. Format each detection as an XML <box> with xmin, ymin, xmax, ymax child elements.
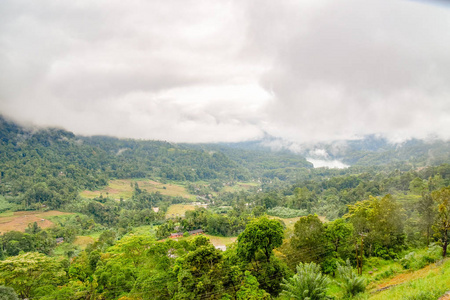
<box><xmin>80</xmin><ymin>179</ymin><xmax>196</xmax><ymax>200</ymax></box>
<box><xmin>0</xmin><ymin>210</ymin><xmax>72</xmax><ymax>233</ymax></box>
<box><xmin>166</xmin><ymin>204</ymin><xmax>197</xmax><ymax>218</ymax></box>
<box><xmin>203</xmin><ymin>234</ymin><xmax>237</xmax><ymax>248</ymax></box>
<box><xmin>73</xmin><ymin>236</ymin><xmax>96</xmax><ymax>249</ymax></box>
<box><xmin>221</xmin><ymin>181</ymin><xmax>259</xmax><ymax>193</ymax></box>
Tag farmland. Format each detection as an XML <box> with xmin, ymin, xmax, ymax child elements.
<box><xmin>80</xmin><ymin>179</ymin><xmax>196</xmax><ymax>200</ymax></box>
<box><xmin>0</xmin><ymin>210</ymin><xmax>72</xmax><ymax>233</ymax></box>
<box><xmin>166</xmin><ymin>204</ymin><xmax>199</xmax><ymax>218</ymax></box>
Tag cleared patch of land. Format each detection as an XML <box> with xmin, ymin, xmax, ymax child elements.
<box><xmin>166</xmin><ymin>233</ymin><xmax>236</xmax><ymax>249</ymax></box>
<box><xmin>166</xmin><ymin>204</ymin><xmax>197</xmax><ymax>218</ymax></box>
<box><xmin>80</xmin><ymin>179</ymin><xmax>196</xmax><ymax>200</ymax></box>
<box><xmin>221</xmin><ymin>181</ymin><xmax>259</xmax><ymax>193</ymax></box>
<box><xmin>203</xmin><ymin>234</ymin><xmax>237</xmax><ymax>248</ymax></box>
<box><xmin>0</xmin><ymin>210</ymin><xmax>72</xmax><ymax>233</ymax></box>
<box><xmin>73</xmin><ymin>236</ymin><xmax>96</xmax><ymax>249</ymax></box>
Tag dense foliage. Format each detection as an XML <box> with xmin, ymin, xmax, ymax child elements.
<box><xmin>0</xmin><ymin>116</ymin><xmax>450</xmax><ymax>299</ymax></box>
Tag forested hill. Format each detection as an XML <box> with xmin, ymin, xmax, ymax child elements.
<box><xmin>222</xmin><ymin>135</ymin><xmax>450</xmax><ymax>168</ymax></box>
<box><xmin>0</xmin><ymin>116</ymin><xmax>313</xmax><ymax>207</ymax></box>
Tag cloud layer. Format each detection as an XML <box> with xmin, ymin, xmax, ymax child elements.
<box><xmin>1</xmin><ymin>0</ymin><xmax>449</xmax><ymax>143</ymax></box>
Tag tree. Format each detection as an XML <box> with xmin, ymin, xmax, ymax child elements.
<box><xmin>336</xmin><ymin>259</ymin><xmax>366</xmax><ymax>297</ymax></box>
<box><xmin>287</xmin><ymin>215</ymin><xmax>328</xmax><ymax>268</ymax></box>
<box><xmin>237</xmin><ymin>217</ymin><xmax>284</xmax><ymax>263</ymax></box>
<box><xmin>417</xmin><ymin>193</ymin><xmax>437</xmax><ymax>245</ymax></box>
<box><xmin>280</xmin><ymin>262</ymin><xmax>330</xmax><ymax>300</ymax></box>
<box><xmin>235</xmin><ymin>271</ymin><xmax>271</xmax><ymax>300</ymax></box>
<box><xmin>432</xmin><ymin>187</ymin><xmax>450</xmax><ymax>257</ymax></box>
<box><xmin>0</xmin><ymin>252</ymin><xmax>65</xmax><ymax>299</ymax></box>
<box><xmin>346</xmin><ymin>195</ymin><xmax>405</xmax><ymax>258</ymax></box>
<box><xmin>0</xmin><ymin>286</ymin><xmax>19</xmax><ymax>300</ymax></box>
<box><xmin>325</xmin><ymin>218</ymin><xmax>353</xmax><ymax>254</ymax></box>
<box><xmin>174</xmin><ymin>244</ymin><xmax>223</xmax><ymax>299</ymax></box>
<box><xmin>236</xmin><ymin>217</ymin><xmax>288</xmax><ymax>296</ymax></box>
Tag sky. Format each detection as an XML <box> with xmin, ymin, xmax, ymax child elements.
<box><xmin>1</xmin><ymin>0</ymin><xmax>450</xmax><ymax>144</ymax></box>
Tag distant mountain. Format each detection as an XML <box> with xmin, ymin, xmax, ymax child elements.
<box><xmin>217</xmin><ymin>135</ymin><xmax>450</xmax><ymax>168</ymax></box>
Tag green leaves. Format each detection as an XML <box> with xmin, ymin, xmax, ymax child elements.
<box><xmin>0</xmin><ymin>252</ymin><xmax>65</xmax><ymax>299</ymax></box>
<box><xmin>335</xmin><ymin>259</ymin><xmax>366</xmax><ymax>297</ymax></box>
<box><xmin>281</xmin><ymin>262</ymin><xmax>330</xmax><ymax>300</ymax></box>
<box><xmin>237</xmin><ymin>217</ymin><xmax>284</xmax><ymax>263</ymax></box>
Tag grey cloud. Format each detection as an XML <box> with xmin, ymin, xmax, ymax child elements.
<box><xmin>0</xmin><ymin>0</ymin><xmax>449</xmax><ymax>144</ymax></box>
<box><xmin>0</xmin><ymin>0</ymin><xmax>265</xmax><ymax>142</ymax></box>
<box><xmin>247</xmin><ymin>0</ymin><xmax>450</xmax><ymax>143</ymax></box>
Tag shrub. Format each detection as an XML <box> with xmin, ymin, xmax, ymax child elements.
<box><xmin>400</xmin><ymin>245</ymin><xmax>441</xmax><ymax>270</ymax></box>
<box><xmin>0</xmin><ymin>286</ymin><xmax>19</xmax><ymax>300</ymax></box>
<box><xmin>374</xmin><ymin>267</ymin><xmax>396</xmax><ymax>280</ymax></box>
<box><xmin>281</xmin><ymin>262</ymin><xmax>330</xmax><ymax>300</ymax></box>
<box><xmin>336</xmin><ymin>259</ymin><xmax>366</xmax><ymax>298</ymax></box>
<box><xmin>405</xmin><ymin>290</ymin><xmax>447</xmax><ymax>300</ymax></box>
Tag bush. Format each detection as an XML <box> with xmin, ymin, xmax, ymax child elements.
<box><xmin>400</xmin><ymin>245</ymin><xmax>441</xmax><ymax>270</ymax></box>
<box><xmin>405</xmin><ymin>290</ymin><xmax>447</xmax><ymax>300</ymax></box>
<box><xmin>374</xmin><ymin>267</ymin><xmax>396</xmax><ymax>280</ymax></box>
<box><xmin>336</xmin><ymin>259</ymin><xmax>366</xmax><ymax>298</ymax></box>
<box><xmin>281</xmin><ymin>262</ymin><xmax>330</xmax><ymax>300</ymax></box>
<box><xmin>0</xmin><ymin>286</ymin><xmax>19</xmax><ymax>300</ymax></box>
<box><xmin>267</xmin><ymin>207</ymin><xmax>307</xmax><ymax>219</ymax></box>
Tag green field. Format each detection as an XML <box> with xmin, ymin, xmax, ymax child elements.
<box><xmin>221</xmin><ymin>181</ymin><xmax>259</xmax><ymax>193</ymax></box>
<box><xmin>166</xmin><ymin>204</ymin><xmax>198</xmax><ymax>218</ymax></box>
<box><xmin>80</xmin><ymin>179</ymin><xmax>196</xmax><ymax>200</ymax></box>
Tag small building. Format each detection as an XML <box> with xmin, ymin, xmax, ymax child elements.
<box><xmin>56</xmin><ymin>237</ymin><xmax>64</xmax><ymax>244</ymax></box>
<box><xmin>188</xmin><ymin>229</ymin><xmax>204</xmax><ymax>236</ymax></box>
<box><xmin>169</xmin><ymin>232</ymin><xmax>183</xmax><ymax>238</ymax></box>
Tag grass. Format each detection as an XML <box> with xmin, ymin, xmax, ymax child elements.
<box><xmin>202</xmin><ymin>234</ymin><xmax>237</xmax><ymax>248</ymax></box>
<box><xmin>73</xmin><ymin>236</ymin><xmax>96</xmax><ymax>249</ymax></box>
<box><xmin>165</xmin><ymin>232</ymin><xmax>237</xmax><ymax>248</ymax></box>
<box><xmin>80</xmin><ymin>179</ymin><xmax>196</xmax><ymax>200</ymax></box>
<box><xmin>0</xmin><ymin>211</ymin><xmax>14</xmax><ymax>217</ymax></box>
<box><xmin>166</xmin><ymin>204</ymin><xmax>197</xmax><ymax>218</ymax></box>
<box><xmin>326</xmin><ymin>248</ymin><xmax>448</xmax><ymax>300</ymax></box>
<box><xmin>221</xmin><ymin>181</ymin><xmax>259</xmax><ymax>193</ymax></box>
<box><xmin>126</xmin><ymin>225</ymin><xmax>155</xmax><ymax>237</ymax></box>
<box><xmin>368</xmin><ymin>259</ymin><xmax>450</xmax><ymax>300</ymax></box>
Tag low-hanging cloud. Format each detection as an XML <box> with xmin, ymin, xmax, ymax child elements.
<box><xmin>0</xmin><ymin>0</ymin><xmax>449</xmax><ymax>143</ymax></box>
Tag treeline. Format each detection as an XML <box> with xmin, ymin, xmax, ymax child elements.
<box><xmin>228</xmin><ymin>163</ymin><xmax>450</xmax><ymax>220</ymax></box>
<box><xmin>0</xmin><ymin>116</ymin><xmax>316</xmax><ymax>211</ymax></box>
<box><xmin>0</xmin><ymin>117</ymin><xmax>248</xmax><ymax>210</ymax></box>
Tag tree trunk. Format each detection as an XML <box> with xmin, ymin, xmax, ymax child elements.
<box><xmin>443</xmin><ymin>229</ymin><xmax>448</xmax><ymax>258</ymax></box>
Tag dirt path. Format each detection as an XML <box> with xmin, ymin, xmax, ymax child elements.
<box><xmin>376</xmin><ymin>263</ymin><xmax>439</xmax><ymax>290</ymax></box>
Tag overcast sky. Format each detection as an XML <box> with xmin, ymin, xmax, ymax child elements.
<box><xmin>1</xmin><ymin>0</ymin><xmax>449</xmax><ymax>144</ymax></box>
